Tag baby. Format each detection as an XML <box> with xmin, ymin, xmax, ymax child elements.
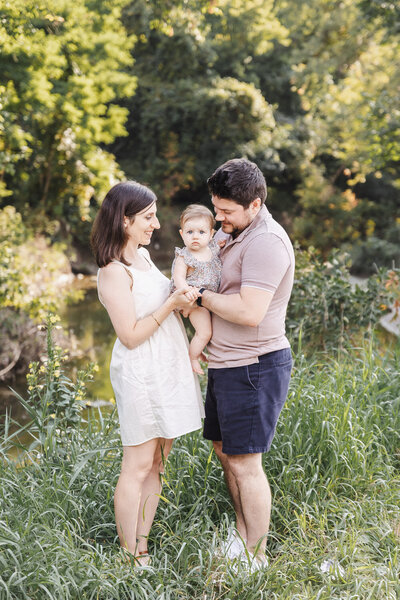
<box><xmin>170</xmin><ymin>204</ymin><xmax>222</xmax><ymax>374</ymax></box>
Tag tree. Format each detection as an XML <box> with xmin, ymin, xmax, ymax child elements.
<box><xmin>112</xmin><ymin>0</ymin><xmax>287</xmax><ymax>197</ymax></box>
<box><xmin>0</xmin><ymin>0</ymin><xmax>136</xmax><ymax>236</ymax></box>
<box><xmin>272</xmin><ymin>0</ymin><xmax>400</xmax><ymax>262</ymax></box>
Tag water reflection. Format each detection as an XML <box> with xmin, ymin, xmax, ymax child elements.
<box><xmin>62</xmin><ymin>284</ymin><xmax>115</xmax><ymax>403</ymax></box>
<box><xmin>0</xmin><ymin>278</ymin><xmax>115</xmax><ymax>423</ymax></box>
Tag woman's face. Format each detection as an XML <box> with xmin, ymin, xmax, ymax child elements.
<box><xmin>124</xmin><ymin>202</ymin><xmax>160</xmax><ymax>246</ymax></box>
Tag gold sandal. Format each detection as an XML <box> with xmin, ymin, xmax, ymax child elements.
<box><xmin>135</xmin><ymin>550</ymin><xmax>151</xmax><ymax>566</ymax></box>
<box><xmin>118</xmin><ymin>549</ymin><xmax>150</xmax><ymax>566</ymax></box>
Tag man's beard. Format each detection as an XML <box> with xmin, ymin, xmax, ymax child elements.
<box><xmin>223</xmin><ymin>222</ymin><xmax>248</xmax><ymax>239</ymax></box>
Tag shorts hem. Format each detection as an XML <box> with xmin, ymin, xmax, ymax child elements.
<box><xmin>221</xmin><ymin>445</ymin><xmax>269</xmax><ymax>455</ymax></box>
<box><xmin>203</xmin><ymin>431</ymin><xmax>222</xmax><ymax>442</ymax></box>
<box><xmin>202</xmin><ymin>434</ymin><xmax>270</xmax><ymax>455</ymax></box>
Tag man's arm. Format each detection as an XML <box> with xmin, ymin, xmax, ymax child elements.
<box><xmin>201</xmin><ymin>287</ymin><xmax>273</xmax><ymax>327</ymax></box>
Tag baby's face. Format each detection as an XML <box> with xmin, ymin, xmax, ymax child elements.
<box><xmin>180</xmin><ymin>216</ymin><xmax>214</xmax><ymax>252</ymax></box>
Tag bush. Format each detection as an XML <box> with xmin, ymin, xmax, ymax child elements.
<box><xmin>350</xmin><ymin>235</ymin><xmax>400</xmax><ymax>276</ymax></box>
<box><xmin>287</xmin><ymin>247</ymin><xmax>399</xmax><ymax>351</ymax></box>
<box><xmin>0</xmin><ymin>206</ymin><xmax>79</xmax><ymax>321</ymax></box>
<box><xmin>0</xmin><ymin>206</ymin><xmax>82</xmax><ymax>380</ymax></box>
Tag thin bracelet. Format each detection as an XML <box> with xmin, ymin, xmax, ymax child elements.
<box><xmin>151</xmin><ymin>313</ymin><xmax>161</xmax><ymax>327</ymax></box>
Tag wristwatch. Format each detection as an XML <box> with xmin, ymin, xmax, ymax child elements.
<box><xmin>196</xmin><ymin>287</ymin><xmax>206</xmax><ymax>306</ymax></box>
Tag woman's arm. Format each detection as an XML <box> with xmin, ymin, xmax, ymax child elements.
<box><xmin>98</xmin><ymin>263</ymin><xmax>197</xmax><ymax>349</ymax></box>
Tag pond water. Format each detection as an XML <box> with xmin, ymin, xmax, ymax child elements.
<box><xmin>0</xmin><ymin>277</ymin><xmax>116</xmax><ymax>425</ymax></box>
<box><xmin>59</xmin><ymin>279</ymin><xmax>115</xmax><ymax>402</ymax></box>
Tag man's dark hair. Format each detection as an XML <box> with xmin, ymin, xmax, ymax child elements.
<box><xmin>91</xmin><ymin>181</ymin><xmax>157</xmax><ymax>267</ymax></box>
<box><xmin>207</xmin><ymin>158</ymin><xmax>267</xmax><ymax>208</ymax></box>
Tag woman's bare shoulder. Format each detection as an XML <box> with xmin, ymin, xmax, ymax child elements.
<box><xmin>98</xmin><ymin>262</ymin><xmax>131</xmax><ymax>285</ymax></box>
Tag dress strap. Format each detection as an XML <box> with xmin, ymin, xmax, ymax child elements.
<box><xmin>110</xmin><ymin>260</ymin><xmax>134</xmax><ymax>291</ymax></box>
<box><xmin>209</xmin><ymin>238</ymin><xmax>220</xmax><ymax>256</ymax></box>
<box><xmin>174</xmin><ymin>246</ymin><xmax>185</xmax><ymax>259</ymax></box>
<box><xmin>96</xmin><ymin>270</ymin><xmax>106</xmax><ymax>307</ymax></box>
<box><xmin>175</xmin><ymin>246</ymin><xmax>199</xmax><ymax>268</ymax></box>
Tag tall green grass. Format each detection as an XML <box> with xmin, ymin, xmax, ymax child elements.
<box><xmin>1</xmin><ymin>339</ymin><xmax>399</xmax><ymax>599</ymax></box>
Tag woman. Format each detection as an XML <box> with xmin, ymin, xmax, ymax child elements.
<box><xmin>91</xmin><ymin>181</ymin><xmax>204</xmax><ymax>565</ymax></box>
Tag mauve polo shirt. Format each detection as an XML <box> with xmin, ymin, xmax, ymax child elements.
<box><xmin>207</xmin><ymin>205</ymin><xmax>295</xmax><ymax>369</ymax></box>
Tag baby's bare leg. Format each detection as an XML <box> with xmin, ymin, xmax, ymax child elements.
<box><xmin>188</xmin><ymin>307</ymin><xmax>212</xmax><ymax>375</ymax></box>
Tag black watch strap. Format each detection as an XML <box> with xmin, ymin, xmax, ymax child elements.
<box><xmin>196</xmin><ymin>287</ymin><xmax>206</xmax><ymax>306</ymax></box>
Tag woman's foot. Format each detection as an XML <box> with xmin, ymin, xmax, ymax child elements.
<box><xmin>119</xmin><ymin>548</ymin><xmax>151</xmax><ymax>567</ymax></box>
<box><xmin>136</xmin><ymin>551</ymin><xmax>151</xmax><ymax>566</ymax></box>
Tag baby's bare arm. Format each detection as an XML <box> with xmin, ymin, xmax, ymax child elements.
<box><xmin>172</xmin><ymin>255</ymin><xmax>190</xmax><ymax>289</ymax></box>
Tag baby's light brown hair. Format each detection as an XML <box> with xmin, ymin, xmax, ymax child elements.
<box><xmin>179</xmin><ymin>204</ymin><xmax>215</xmax><ymax>230</ymax></box>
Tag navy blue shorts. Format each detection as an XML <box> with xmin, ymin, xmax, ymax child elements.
<box><xmin>203</xmin><ymin>348</ymin><xmax>292</xmax><ymax>455</ymax></box>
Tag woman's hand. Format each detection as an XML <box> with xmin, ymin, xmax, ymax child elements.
<box><xmin>169</xmin><ymin>286</ymin><xmax>199</xmax><ymax>310</ymax></box>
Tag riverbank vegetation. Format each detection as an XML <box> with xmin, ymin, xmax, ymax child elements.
<box><xmin>0</xmin><ymin>206</ymin><xmax>83</xmax><ymax>381</ymax></box>
<box><xmin>1</xmin><ymin>315</ymin><xmax>399</xmax><ymax>598</ymax></box>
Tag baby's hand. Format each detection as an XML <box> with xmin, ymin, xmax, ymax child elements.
<box><xmin>217</xmin><ymin>239</ymin><xmax>226</xmax><ymax>248</ymax></box>
<box><xmin>184</xmin><ymin>287</ymin><xmax>198</xmax><ymax>302</ymax></box>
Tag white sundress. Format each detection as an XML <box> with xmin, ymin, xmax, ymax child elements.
<box><xmin>98</xmin><ymin>247</ymin><xmax>204</xmax><ymax>446</ymax></box>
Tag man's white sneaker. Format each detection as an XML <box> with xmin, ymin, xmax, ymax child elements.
<box><xmin>220</xmin><ymin>530</ymin><xmax>246</xmax><ymax>559</ymax></box>
<box><xmin>226</xmin><ymin>550</ymin><xmax>268</xmax><ymax>575</ymax></box>
<box><xmin>239</xmin><ymin>550</ymin><xmax>268</xmax><ymax>573</ymax></box>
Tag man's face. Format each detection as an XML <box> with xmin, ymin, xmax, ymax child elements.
<box><xmin>211</xmin><ymin>196</ymin><xmax>261</xmax><ymax>238</ymax></box>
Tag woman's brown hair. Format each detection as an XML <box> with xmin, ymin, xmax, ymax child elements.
<box><xmin>91</xmin><ymin>181</ymin><xmax>157</xmax><ymax>267</ymax></box>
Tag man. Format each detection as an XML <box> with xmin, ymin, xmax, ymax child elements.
<box><xmin>197</xmin><ymin>158</ymin><xmax>294</xmax><ymax>567</ymax></box>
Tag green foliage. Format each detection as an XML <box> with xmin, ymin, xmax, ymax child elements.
<box><xmin>118</xmin><ymin>76</ymin><xmax>281</xmax><ymax>197</ymax></box>
<box><xmin>23</xmin><ymin>315</ymin><xmax>96</xmax><ymax>432</ymax></box>
<box><xmin>287</xmin><ymin>248</ymin><xmax>399</xmax><ymax>350</ymax></box>
<box><xmin>1</xmin><ymin>337</ymin><xmax>399</xmax><ymax>598</ymax></box>
<box><xmin>0</xmin><ymin>0</ymin><xmax>135</xmax><ymax>232</ymax></box>
<box><xmin>351</xmin><ymin>235</ymin><xmax>400</xmax><ymax>277</ymax></box>
<box><xmin>359</xmin><ymin>0</ymin><xmax>400</xmax><ymax>32</ymax></box>
<box><xmin>275</xmin><ymin>0</ymin><xmax>400</xmax><ymax>251</ymax></box>
<box><xmin>114</xmin><ymin>0</ymin><xmax>286</xmax><ymax>196</ymax></box>
<box><xmin>110</xmin><ymin>0</ymin><xmax>400</xmax><ymax>263</ymax></box>
<box><xmin>0</xmin><ymin>205</ymin><xmax>83</xmax><ymax>379</ymax></box>
<box><xmin>205</xmin><ymin>0</ymin><xmax>289</xmax><ymax>81</ymax></box>
<box><xmin>0</xmin><ymin>206</ymin><xmax>79</xmax><ymax>320</ymax></box>
<box><xmin>2</xmin><ymin>0</ymin><xmax>399</xmax><ymax>259</ymax></box>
